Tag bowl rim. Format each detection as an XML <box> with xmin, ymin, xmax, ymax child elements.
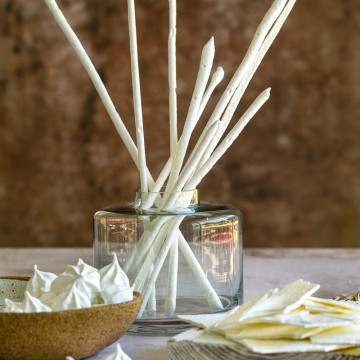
<box><xmin>0</xmin><ymin>276</ymin><xmax>142</xmax><ymax>315</ymax></box>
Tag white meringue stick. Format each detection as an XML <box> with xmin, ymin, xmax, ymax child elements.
<box><xmin>177</xmin><ymin>232</ymin><xmax>223</xmax><ymax>309</ymax></box>
<box><xmin>198</xmin><ymin>0</ymin><xmax>296</xmax><ymax>168</ymax></box>
<box><xmin>198</xmin><ymin>66</ymin><xmax>225</xmax><ymax>118</ymax></box>
<box><xmin>186</xmin><ymin>88</ymin><xmax>271</xmax><ymax>190</ymax></box>
<box><xmin>147</xmin><ymin>269</ymin><xmax>157</xmax><ymax>313</ymax></box>
<box><xmin>168</xmin><ymin>0</ymin><xmax>178</xmax><ymax>159</ymax></box>
<box><xmin>164</xmin><ymin>234</ymin><xmax>178</xmax><ymax>315</ymax></box>
<box><xmin>164</xmin><ymin>121</ymin><xmax>220</xmax><ymax>209</ymax></box>
<box><xmin>202</xmin><ymin>0</ymin><xmax>287</xmax><ymax>132</ymax></box>
<box><xmin>126</xmin><ymin>216</ymin><xmax>168</xmax><ymax>280</ymax></box>
<box><xmin>43</xmin><ymin>0</ymin><xmax>155</xmax><ymax>188</ymax></box>
<box><xmin>134</xmin><ymin>125</ymin><xmax>222</xmax><ymax>308</ymax></box>
<box><xmin>132</xmin><ymin>222</ymin><xmax>170</xmax><ymax>291</ymax></box>
<box><xmin>166</xmin><ymin>37</ymin><xmax>215</xmax><ymax>190</ymax></box>
<box><xmin>138</xmin><ymin>216</ymin><xmax>185</xmax><ymax>317</ymax></box>
<box><xmin>127</xmin><ymin>0</ymin><xmax>148</xmax><ymax>192</ymax></box>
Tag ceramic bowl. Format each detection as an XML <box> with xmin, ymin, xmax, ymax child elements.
<box><xmin>0</xmin><ymin>276</ymin><xmax>142</xmax><ymax>360</ymax></box>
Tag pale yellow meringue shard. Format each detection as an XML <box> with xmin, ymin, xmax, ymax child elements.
<box><xmin>210</xmin><ymin>290</ymin><xmax>275</xmax><ymax>331</ymax></box>
<box><xmin>224</xmin><ymin>323</ymin><xmax>324</xmax><ymax>341</ymax></box>
<box><xmin>177</xmin><ymin>312</ymin><xmax>229</xmax><ymax>328</ymax></box>
<box><xmin>311</xmin><ymin>325</ymin><xmax>360</xmax><ymax>345</ymax></box>
<box><xmin>240</xmin><ymin>338</ymin><xmax>350</xmax><ymax>354</ymax></box>
<box><xmin>305</xmin><ymin>296</ymin><xmax>360</xmax><ymax>314</ymax></box>
<box><xmin>212</xmin><ymin>280</ymin><xmax>319</xmax><ymax>332</ymax></box>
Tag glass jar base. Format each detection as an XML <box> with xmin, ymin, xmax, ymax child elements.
<box><xmin>128</xmin><ymin>295</ymin><xmax>241</xmax><ymax>336</ymax></box>
<box><xmin>128</xmin><ymin>319</ymin><xmax>192</xmax><ymax>336</ymax></box>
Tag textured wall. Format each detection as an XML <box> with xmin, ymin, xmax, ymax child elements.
<box><xmin>0</xmin><ymin>0</ymin><xmax>359</xmax><ymax>247</ymax></box>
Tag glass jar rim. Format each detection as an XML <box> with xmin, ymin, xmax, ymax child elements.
<box><xmin>134</xmin><ymin>188</ymin><xmax>199</xmax><ymax>214</ymax></box>
<box><xmin>135</xmin><ymin>188</ymin><xmax>198</xmax><ymax>196</ymax></box>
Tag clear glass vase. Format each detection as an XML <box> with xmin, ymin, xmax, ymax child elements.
<box><xmin>93</xmin><ymin>190</ymin><xmax>243</xmax><ymax>335</ymax></box>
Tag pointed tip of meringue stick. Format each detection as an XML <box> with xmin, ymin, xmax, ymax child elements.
<box><xmin>166</xmin><ymin>38</ymin><xmax>216</xmax><ymax>190</ymax></box>
<box><xmin>214</xmin><ymin>66</ymin><xmax>225</xmax><ymax>81</ymax></box>
<box><xmin>186</xmin><ymin>88</ymin><xmax>271</xmax><ymax>190</ymax></box>
<box><xmin>127</xmin><ymin>0</ymin><xmax>148</xmax><ymax>192</ymax></box>
<box><xmin>204</xmin><ymin>0</ymin><xmax>289</xmax><ymax>134</ymax></box>
<box><xmin>204</xmin><ymin>36</ymin><xmax>215</xmax><ymax>59</ymax></box>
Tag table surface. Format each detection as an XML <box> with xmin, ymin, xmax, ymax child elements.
<box><xmin>1</xmin><ymin>248</ymin><xmax>359</xmax><ymax>360</ymax></box>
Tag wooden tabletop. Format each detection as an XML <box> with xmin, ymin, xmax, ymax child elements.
<box><xmin>1</xmin><ymin>248</ymin><xmax>359</xmax><ymax>360</ymax></box>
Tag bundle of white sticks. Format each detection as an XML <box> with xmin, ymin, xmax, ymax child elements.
<box><xmin>44</xmin><ymin>0</ymin><xmax>296</xmax><ymax>317</ymax></box>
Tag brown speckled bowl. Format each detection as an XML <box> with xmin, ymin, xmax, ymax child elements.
<box><xmin>0</xmin><ymin>276</ymin><xmax>142</xmax><ymax>360</ymax></box>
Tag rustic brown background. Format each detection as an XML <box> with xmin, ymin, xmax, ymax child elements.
<box><xmin>0</xmin><ymin>0</ymin><xmax>359</xmax><ymax>247</ymax></box>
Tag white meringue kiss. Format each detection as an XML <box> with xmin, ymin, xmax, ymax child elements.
<box><xmin>52</xmin><ymin>283</ymin><xmax>92</xmax><ymax>311</ymax></box>
<box><xmin>99</xmin><ymin>253</ymin><xmax>133</xmax><ymax>305</ymax></box>
<box><xmin>5</xmin><ymin>291</ymin><xmax>51</xmax><ymax>313</ymax></box>
<box><xmin>67</xmin><ymin>344</ymin><xmax>131</xmax><ymax>360</ymax></box>
<box><xmin>101</xmin><ymin>344</ymin><xmax>132</xmax><ymax>360</ymax></box>
<box><xmin>51</xmin><ymin>258</ymin><xmax>101</xmax><ymax>300</ymax></box>
<box><xmin>26</xmin><ymin>265</ymin><xmax>57</xmax><ymax>298</ymax></box>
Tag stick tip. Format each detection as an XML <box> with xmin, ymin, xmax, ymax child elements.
<box><xmin>205</xmin><ymin>36</ymin><xmax>215</xmax><ymax>51</ymax></box>
<box><xmin>214</xmin><ymin>66</ymin><xmax>225</xmax><ymax>81</ymax></box>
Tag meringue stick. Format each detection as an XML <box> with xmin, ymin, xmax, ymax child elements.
<box><xmin>200</xmin><ymin>0</ymin><xmax>287</xmax><ymax>136</ymax></box>
<box><xmin>160</xmin><ymin>90</ymin><xmax>270</xmax><ymax>311</ymax></box>
<box><xmin>136</xmin><ymin>91</ymin><xmax>269</xmax><ymax>309</ymax></box>
<box><xmin>198</xmin><ymin>66</ymin><xmax>225</xmax><ymax>118</ymax></box>
<box><xmin>138</xmin><ymin>216</ymin><xmax>185</xmax><ymax>317</ymax></box>
<box><xmin>169</xmin><ymin>0</ymin><xmax>178</xmax><ymax>159</ymax></box>
<box><xmin>166</xmin><ymin>37</ymin><xmax>215</xmax><ymax>191</ymax></box>
<box><xmin>164</xmin><ymin>235</ymin><xmax>178</xmax><ymax>315</ymax></box>
<box><xmin>127</xmin><ymin>0</ymin><xmax>148</xmax><ymax>192</ymax></box>
<box><xmin>164</xmin><ymin>121</ymin><xmax>220</xmax><ymax>209</ymax></box>
<box><xmin>132</xmin><ymin>222</ymin><xmax>171</xmax><ymax>291</ymax></box>
<box><xmin>147</xmin><ymin>266</ymin><xmax>157</xmax><ymax>312</ymax></box>
<box><xmin>43</xmin><ymin>0</ymin><xmax>155</xmax><ymax>187</ymax></box>
<box><xmin>198</xmin><ymin>0</ymin><xmax>295</xmax><ymax>169</ymax></box>
<box><xmin>161</xmin><ymin>38</ymin><xmax>215</xmax><ymax>312</ymax></box>
<box><xmin>186</xmin><ymin>88</ymin><xmax>271</xmax><ymax>190</ymax></box>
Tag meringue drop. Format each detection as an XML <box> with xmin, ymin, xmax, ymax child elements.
<box><xmin>5</xmin><ymin>292</ymin><xmax>51</xmax><ymax>313</ymax></box>
<box><xmin>51</xmin><ymin>258</ymin><xmax>101</xmax><ymax>300</ymax></box>
<box><xmin>51</xmin><ymin>283</ymin><xmax>91</xmax><ymax>311</ymax></box>
<box><xmin>99</xmin><ymin>253</ymin><xmax>133</xmax><ymax>304</ymax></box>
<box><xmin>101</xmin><ymin>344</ymin><xmax>132</xmax><ymax>360</ymax></box>
<box><xmin>26</xmin><ymin>264</ymin><xmax>57</xmax><ymax>298</ymax></box>
<box><xmin>4</xmin><ymin>299</ymin><xmax>23</xmax><ymax>313</ymax></box>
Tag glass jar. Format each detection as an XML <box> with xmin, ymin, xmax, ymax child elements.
<box><xmin>93</xmin><ymin>190</ymin><xmax>243</xmax><ymax>334</ymax></box>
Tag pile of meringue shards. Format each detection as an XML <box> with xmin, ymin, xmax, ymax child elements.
<box><xmin>168</xmin><ymin>280</ymin><xmax>360</xmax><ymax>360</ymax></box>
